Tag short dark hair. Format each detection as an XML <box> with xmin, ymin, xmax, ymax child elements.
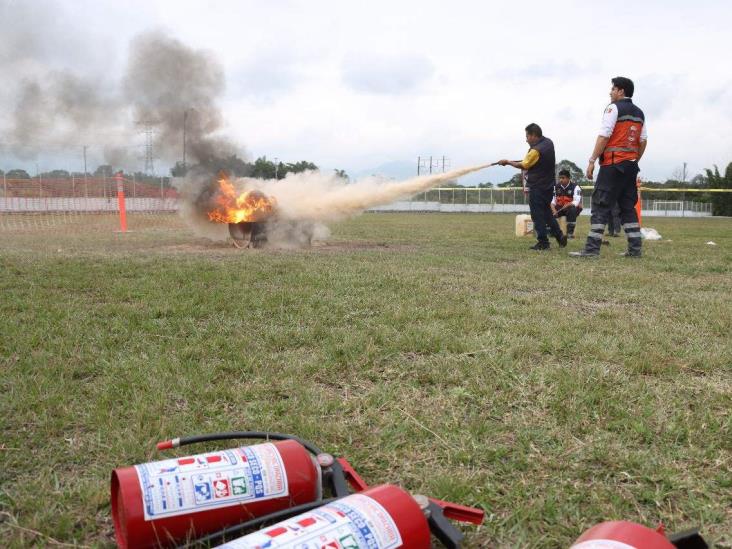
<box><xmin>558</xmin><ymin>169</ymin><xmax>571</xmax><ymax>178</ymax></box>
<box><xmin>525</xmin><ymin>123</ymin><xmax>542</xmax><ymax>137</ymax></box>
<box><xmin>611</xmin><ymin>76</ymin><xmax>634</xmax><ymax>98</ymax></box>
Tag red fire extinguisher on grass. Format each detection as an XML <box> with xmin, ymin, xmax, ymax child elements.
<box><xmin>210</xmin><ymin>484</ymin><xmax>441</xmax><ymax>548</ymax></box>
<box><xmin>112</xmin><ymin>432</ymin><xmax>339</xmax><ymax>549</ymax></box>
<box><xmin>184</xmin><ymin>484</ymin><xmax>484</xmax><ymax>549</ymax></box>
<box><xmin>112</xmin><ymin>431</ymin><xmax>485</xmax><ymax>549</ymax></box>
<box><xmin>571</xmin><ymin>520</ymin><xmax>708</xmax><ymax>549</ymax></box>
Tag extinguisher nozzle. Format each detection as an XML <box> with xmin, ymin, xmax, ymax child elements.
<box><xmin>156</xmin><ymin>438</ymin><xmax>180</xmax><ymax>450</ymax></box>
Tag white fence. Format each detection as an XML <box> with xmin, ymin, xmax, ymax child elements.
<box><xmin>0</xmin><ymin>196</ymin><xmax>177</xmax><ymax>212</ymax></box>
<box><xmin>0</xmin><ymin>192</ymin><xmax>714</xmax><ymax>218</ymax></box>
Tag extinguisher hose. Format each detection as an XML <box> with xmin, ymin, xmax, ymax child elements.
<box><xmin>178</xmin><ymin>497</ymin><xmax>338</xmax><ymax>548</ymax></box>
<box><xmin>158</xmin><ymin>431</ymin><xmax>324</xmax><ymax>455</ymax></box>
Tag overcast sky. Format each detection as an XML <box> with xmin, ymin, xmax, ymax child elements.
<box><xmin>1</xmin><ymin>0</ymin><xmax>730</xmax><ymax>184</ymax></box>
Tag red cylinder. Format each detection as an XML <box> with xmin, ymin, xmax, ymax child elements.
<box><xmin>571</xmin><ymin>520</ymin><xmax>675</xmax><ymax>549</ymax></box>
<box><xmin>111</xmin><ymin>440</ymin><xmax>320</xmax><ymax>549</ymax></box>
<box><xmin>218</xmin><ymin>484</ymin><xmax>432</xmax><ymax>549</ymax></box>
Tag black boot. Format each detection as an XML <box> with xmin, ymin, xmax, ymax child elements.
<box><xmin>570</xmin><ymin>232</ymin><xmax>602</xmax><ymax>258</ymax></box>
<box><xmin>620</xmin><ymin>236</ymin><xmax>643</xmax><ymax>257</ymax></box>
<box><xmin>529</xmin><ymin>241</ymin><xmax>550</xmax><ymax>250</ymax></box>
<box><xmin>557</xmin><ymin>233</ymin><xmax>568</xmax><ymax>248</ymax></box>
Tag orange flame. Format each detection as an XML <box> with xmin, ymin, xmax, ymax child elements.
<box><xmin>207</xmin><ymin>175</ymin><xmax>276</xmax><ymax>223</ymax></box>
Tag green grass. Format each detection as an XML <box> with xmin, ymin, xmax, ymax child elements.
<box><xmin>1</xmin><ymin>212</ymin><xmax>730</xmax><ymax>548</ymax></box>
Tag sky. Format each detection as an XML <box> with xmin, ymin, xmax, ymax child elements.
<box><xmin>1</xmin><ymin>0</ymin><xmax>731</xmax><ymax>185</ymax></box>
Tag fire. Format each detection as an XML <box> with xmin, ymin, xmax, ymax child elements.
<box><xmin>207</xmin><ymin>175</ymin><xmax>276</xmax><ymax>223</ymax></box>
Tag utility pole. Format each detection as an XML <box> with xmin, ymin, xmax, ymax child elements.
<box><xmin>274</xmin><ymin>157</ymin><xmax>279</xmax><ymax>179</ymax></box>
<box><xmin>683</xmin><ymin>162</ymin><xmax>687</xmax><ymax>183</ymax></box>
<box><xmin>83</xmin><ymin>145</ymin><xmax>88</xmax><ymax>198</ymax></box>
<box><xmin>183</xmin><ymin>109</ymin><xmax>188</xmax><ymax>173</ymax></box>
<box><xmin>136</xmin><ymin>120</ymin><xmax>158</xmax><ymax>176</ymax></box>
<box><xmin>144</xmin><ymin>125</ymin><xmax>155</xmax><ymax>175</ymax></box>
<box><xmin>417</xmin><ymin>155</ymin><xmax>449</xmax><ymax>175</ymax></box>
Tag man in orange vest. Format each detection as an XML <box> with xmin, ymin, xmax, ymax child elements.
<box><xmin>570</xmin><ymin>77</ymin><xmax>647</xmax><ymax>258</ymax></box>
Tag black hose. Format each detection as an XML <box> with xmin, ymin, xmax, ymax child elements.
<box><xmin>175</xmin><ymin>431</ymin><xmax>323</xmax><ymax>456</ymax></box>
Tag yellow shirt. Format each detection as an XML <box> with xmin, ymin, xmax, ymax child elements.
<box><xmin>521</xmin><ymin>149</ymin><xmax>540</xmax><ymax>170</ymax></box>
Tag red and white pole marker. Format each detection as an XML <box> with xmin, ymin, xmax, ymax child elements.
<box><xmin>115</xmin><ymin>171</ymin><xmax>127</xmax><ymax>233</ymax></box>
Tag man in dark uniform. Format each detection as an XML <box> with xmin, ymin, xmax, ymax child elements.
<box><xmin>571</xmin><ymin>77</ymin><xmax>648</xmax><ymax>258</ymax></box>
<box><xmin>499</xmin><ymin>123</ymin><xmax>567</xmax><ymax>250</ymax></box>
<box><xmin>551</xmin><ymin>169</ymin><xmax>583</xmax><ymax>238</ymax></box>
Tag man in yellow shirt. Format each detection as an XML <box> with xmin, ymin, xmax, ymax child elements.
<box><xmin>499</xmin><ymin>123</ymin><xmax>567</xmax><ymax>250</ymax></box>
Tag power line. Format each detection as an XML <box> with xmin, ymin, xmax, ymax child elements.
<box><xmin>417</xmin><ymin>155</ymin><xmax>450</xmax><ymax>175</ymax></box>
<box><xmin>136</xmin><ymin>120</ymin><xmax>158</xmax><ymax>176</ymax></box>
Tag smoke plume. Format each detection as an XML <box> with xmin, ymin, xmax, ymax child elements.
<box><xmin>1</xmin><ymin>2</ymin><xmax>238</xmax><ymax>170</ymax></box>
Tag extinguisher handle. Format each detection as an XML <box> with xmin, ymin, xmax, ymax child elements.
<box><xmin>335</xmin><ymin>458</ymin><xmax>370</xmax><ymax>492</ymax></box>
<box><xmin>427</xmin><ymin>501</ymin><xmax>464</xmax><ymax>549</ymax></box>
<box><xmin>428</xmin><ymin>497</ymin><xmax>485</xmax><ymax>526</ymax></box>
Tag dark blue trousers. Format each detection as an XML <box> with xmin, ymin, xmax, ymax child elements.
<box><xmin>529</xmin><ymin>186</ymin><xmax>562</xmax><ymax>243</ymax></box>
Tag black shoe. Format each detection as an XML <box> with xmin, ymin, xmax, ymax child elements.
<box><xmin>557</xmin><ymin>233</ymin><xmax>568</xmax><ymax>248</ymax></box>
<box><xmin>569</xmin><ymin>249</ymin><xmax>600</xmax><ymax>258</ymax></box>
<box><xmin>618</xmin><ymin>251</ymin><xmax>642</xmax><ymax>257</ymax></box>
<box><xmin>529</xmin><ymin>241</ymin><xmax>550</xmax><ymax>250</ymax></box>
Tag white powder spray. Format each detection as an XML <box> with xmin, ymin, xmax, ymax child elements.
<box><xmin>180</xmin><ymin>163</ymin><xmax>493</xmax><ymax>245</ymax></box>
<box><xmin>236</xmin><ymin>163</ymin><xmax>492</xmax><ymax>222</ymax></box>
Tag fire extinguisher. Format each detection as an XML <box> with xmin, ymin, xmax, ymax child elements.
<box><xmin>112</xmin><ymin>431</ymin><xmax>484</xmax><ymax>548</ymax></box>
<box><xmin>112</xmin><ymin>431</ymin><xmax>348</xmax><ymax>549</ymax></box>
<box><xmin>571</xmin><ymin>520</ymin><xmax>708</xmax><ymax>549</ymax></box>
<box><xmin>184</xmin><ymin>484</ymin><xmax>484</xmax><ymax>549</ymax></box>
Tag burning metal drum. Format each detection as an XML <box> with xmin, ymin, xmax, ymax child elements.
<box><xmin>228</xmin><ymin>221</ymin><xmax>268</xmax><ymax>248</ymax></box>
<box><xmin>207</xmin><ymin>176</ymin><xmax>314</xmax><ymax>248</ymax></box>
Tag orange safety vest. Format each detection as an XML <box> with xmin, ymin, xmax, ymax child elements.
<box><xmin>601</xmin><ymin>99</ymin><xmax>645</xmax><ymax>166</ymax></box>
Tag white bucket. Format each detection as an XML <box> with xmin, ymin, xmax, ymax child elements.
<box><xmin>515</xmin><ymin>214</ymin><xmax>534</xmax><ymax>237</ymax></box>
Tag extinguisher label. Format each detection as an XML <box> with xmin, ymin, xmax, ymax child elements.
<box><xmin>218</xmin><ymin>493</ymin><xmax>402</xmax><ymax>549</ymax></box>
<box><xmin>135</xmin><ymin>443</ymin><xmax>289</xmax><ymax>521</ymax></box>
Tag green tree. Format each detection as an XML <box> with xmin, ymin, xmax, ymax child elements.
<box><xmin>250</xmin><ymin>157</ymin><xmax>277</xmax><ymax>179</ymax></box>
<box><xmin>94</xmin><ymin>165</ymin><xmax>114</xmax><ymax>177</ymax></box>
<box><xmin>42</xmin><ymin>170</ymin><xmax>70</xmax><ymax>178</ymax></box>
<box><xmin>284</xmin><ymin>160</ymin><xmax>318</xmax><ymax>174</ymax></box>
<box><xmin>556</xmin><ymin>159</ymin><xmax>587</xmax><ymax>184</ymax></box>
<box><xmin>6</xmin><ymin>169</ymin><xmax>30</xmax><ymax>179</ymax></box>
<box><xmin>705</xmin><ymin>162</ymin><xmax>732</xmax><ymax>216</ymax></box>
<box><xmin>498</xmin><ymin>173</ymin><xmax>524</xmax><ymax>187</ymax></box>
<box><xmin>334</xmin><ymin>169</ymin><xmax>349</xmax><ymax>181</ymax></box>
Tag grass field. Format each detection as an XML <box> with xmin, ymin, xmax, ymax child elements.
<box><xmin>1</xmin><ymin>212</ymin><xmax>730</xmax><ymax>548</ymax></box>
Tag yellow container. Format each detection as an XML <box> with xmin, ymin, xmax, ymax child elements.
<box><xmin>515</xmin><ymin>214</ymin><xmax>534</xmax><ymax>237</ymax></box>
